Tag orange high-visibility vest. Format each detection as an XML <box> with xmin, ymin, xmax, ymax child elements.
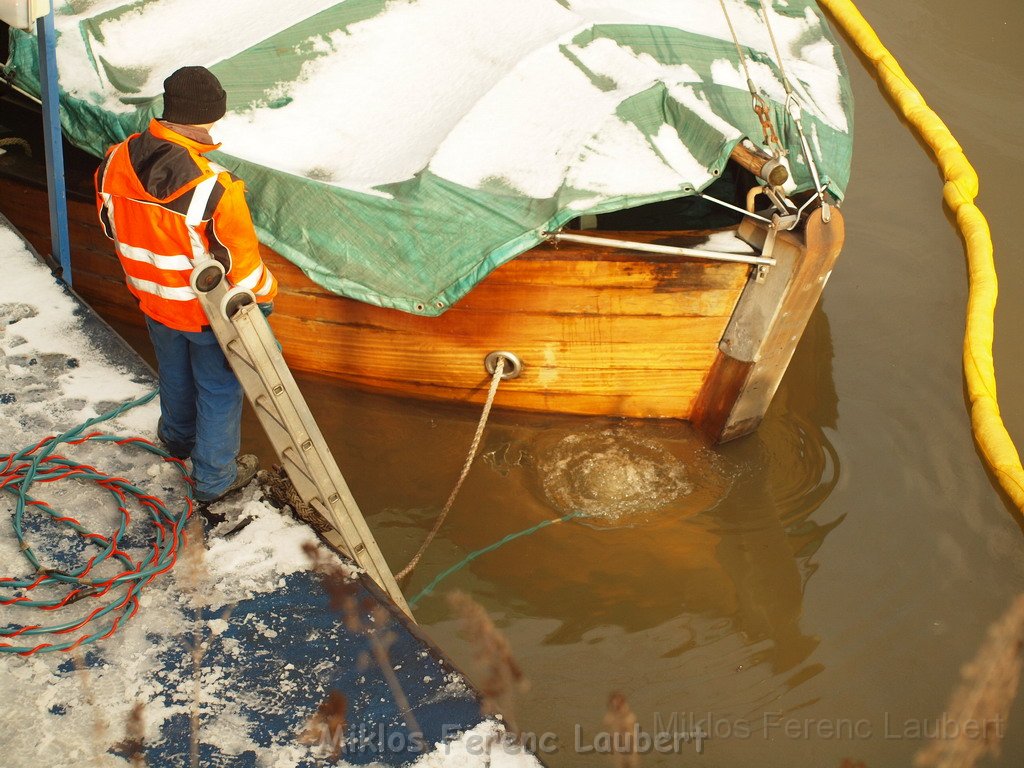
<box><xmin>95</xmin><ymin>119</ymin><xmax>277</xmax><ymax>332</ymax></box>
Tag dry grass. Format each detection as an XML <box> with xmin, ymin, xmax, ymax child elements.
<box><xmin>447</xmin><ymin>590</ymin><xmax>529</xmax><ymax>735</ymax></box>
<box><xmin>303</xmin><ymin>542</ymin><xmax>423</xmax><ymax>749</ymax></box>
<box><xmin>71</xmin><ymin>649</ymin><xmax>110</xmax><ymax>767</ymax></box>
<box><xmin>603</xmin><ymin>692</ymin><xmax>640</xmax><ymax>768</ymax></box>
<box><xmin>115</xmin><ymin>702</ymin><xmax>148</xmax><ymax>767</ymax></box>
<box><xmin>180</xmin><ymin>515</ymin><xmax>209</xmax><ymax>768</ymax></box>
<box><xmin>914</xmin><ymin>593</ymin><xmax>1024</xmax><ymax>768</ymax></box>
<box><xmin>298</xmin><ymin>690</ymin><xmax>349</xmax><ymax>761</ymax></box>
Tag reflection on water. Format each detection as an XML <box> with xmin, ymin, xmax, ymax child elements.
<box><xmin>378</xmin><ymin>307</ymin><xmax>845</xmax><ymax>765</ymax></box>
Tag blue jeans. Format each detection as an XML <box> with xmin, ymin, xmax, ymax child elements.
<box><xmin>145</xmin><ymin>317</ymin><xmax>242</xmax><ymax>501</ymax></box>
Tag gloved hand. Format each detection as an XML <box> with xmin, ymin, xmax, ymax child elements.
<box><xmin>258</xmin><ymin>301</ymin><xmax>274</xmax><ymax>318</ymax></box>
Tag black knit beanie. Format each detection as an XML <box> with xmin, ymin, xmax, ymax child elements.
<box><xmin>161</xmin><ymin>66</ymin><xmax>227</xmax><ymax>125</ymax></box>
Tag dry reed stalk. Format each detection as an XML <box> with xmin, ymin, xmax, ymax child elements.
<box><xmin>71</xmin><ymin>649</ymin><xmax>110</xmax><ymax>767</ymax></box>
<box><xmin>180</xmin><ymin>516</ymin><xmax>209</xmax><ymax>768</ymax></box>
<box><xmin>446</xmin><ymin>590</ymin><xmax>529</xmax><ymax>736</ymax></box>
<box><xmin>603</xmin><ymin>692</ymin><xmax>640</xmax><ymax>768</ymax></box>
<box><xmin>115</xmin><ymin>702</ymin><xmax>148</xmax><ymax>767</ymax></box>
<box><xmin>914</xmin><ymin>593</ymin><xmax>1024</xmax><ymax>768</ymax></box>
<box><xmin>302</xmin><ymin>542</ymin><xmax>423</xmax><ymax>746</ymax></box>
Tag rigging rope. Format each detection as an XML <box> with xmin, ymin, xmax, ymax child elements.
<box><xmin>758</xmin><ymin>0</ymin><xmax>830</xmax><ymax>217</ymax></box>
<box><xmin>0</xmin><ymin>390</ymin><xmax>194</xmax><ymax>656</ymax></box>
<box><xmin>819</xmin><ymin>0</ymin><xmax>1024</xmax><ymax>509</ymax></box>
<box><xmin>717</xmin><ymin>0</ymin><xmax>785</xmax><ymax>157</ymax></box>
<box><xmin>396</xmin><ymin>356</ymin><xmax>507</xmax><ymax>583</ymax></box>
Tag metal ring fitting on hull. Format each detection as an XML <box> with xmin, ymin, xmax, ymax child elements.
<box><xmin>484</xmin><ymin>350</ymin><xmax>523</xmax><ymax>380</ymax></box>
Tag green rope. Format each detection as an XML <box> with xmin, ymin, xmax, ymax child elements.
<box><xmin>409</xmin><ymin>510</ymin><xmax>583</xmax><ymax>606</ymax></box>
<box><xmin>0</xmin><ymin>388</ymin><xmax>195</xmax><ymax>656</ymax></box>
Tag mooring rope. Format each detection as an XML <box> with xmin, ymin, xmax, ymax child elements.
<box><xmin>396</xmin><ymin>356</ymin><xmax>507</xmax><ymax>583</ymax></box>
<box><xmin>819</xmin><ymin>0</ymin><xmax>1024</xmax><ymax>510</ymax></box>
<box><xmin>0</xmin><ymin>390</ymin><xmax>195</xmax><ymax>656</ymax></box>
<box><xmin>0</xmin><ymin>136</ymin><xmax>32</xmax><ymax>156</ymax></box>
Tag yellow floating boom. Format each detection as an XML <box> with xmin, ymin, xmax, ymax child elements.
<box><xmin>819</xmin><ymin>0</ymin><xmax>1024</xmax><ymax>509</ymax></box>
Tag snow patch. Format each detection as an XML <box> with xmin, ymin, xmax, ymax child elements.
<box><xmin>1</xmin><ymin>220</ymin><xmax>525</xmax><ymax>767</ymax></box>
<box><xmin>37</xmin><ymin>0</ymin><xmax>847</xmax><ymax>198</ymax></box>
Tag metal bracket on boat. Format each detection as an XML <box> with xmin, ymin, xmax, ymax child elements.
<box><xmin>751</xmin><ymin>210</ymin><xmax>798</xmax><ymax>284</ymax></box>
<box><xmin>485</xmin><ymin>350</ymin><xmax>523</xmax><ymax>380</ymax></box>
<box><xmin>797</xmin><ymin>190</ymin><xmax>833</xmax><ymax>224</ymax></box>
<box><xmin>756</xmin><ymin>221</ymin><xmax>781</xmax><ymax>284</ymax></box>
<box><xmin>747</xmin><ymin>184</ymin><xmax>797</xmax><ymax>227</ymax></box>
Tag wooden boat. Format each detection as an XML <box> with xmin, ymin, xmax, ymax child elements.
<box><xmin>0</xmin><ymin>140</ymin><xmax>842</xmax><ymax>443</ymax></box>
<box><xmin>0</xmin><ymin>1</ymin><xmax>849</xmax><ymax>443</ymax></box>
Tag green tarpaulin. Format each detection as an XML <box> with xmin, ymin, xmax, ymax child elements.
<box><xmin>4</xmin><ymin>0</ymin><xmax>853</xmax><ymax>315</ymax></box>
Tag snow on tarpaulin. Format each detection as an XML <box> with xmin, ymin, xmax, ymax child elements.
<box><xmin>0</xmin><ymin>215</ymin><xmax>539</xmax><ymax>766</ymax></box>
<box><xmin>3</xmin><ymin>0</ymin><xmax>853</xmax><ymax>315</ymax></box>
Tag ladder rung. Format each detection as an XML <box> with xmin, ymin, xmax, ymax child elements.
<box><xmin>281</xmin><ymin>446</ymin><xmax>316</xmax><ymax>485</ymax></box>
<box><xmin>226</xmin><ymin>339</ymin><xmax>258</xmax><ymax>372</ymax></box>
<box><xmin>254</xmin><ymin>395</ymin><xmax>288</xmax><ymax>432</ymax></box>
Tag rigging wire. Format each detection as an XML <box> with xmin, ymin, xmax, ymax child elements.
<box><xmin>717</xmin><ymin>0</ymin><xmax>786</xmax><ymax>157</ymax></box>
<box><xmin>757</xmin><ymin>0</ymin><xmax>831</xmax><ymax>219</ymax></box>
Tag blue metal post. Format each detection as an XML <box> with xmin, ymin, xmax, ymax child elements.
<box><xmin>36</xmin><ymin>5</ymin><xmax>72</xmax><ymax>285</ymax></box>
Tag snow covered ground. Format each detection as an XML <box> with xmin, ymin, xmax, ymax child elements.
<box><xmin>0</xmin><ymin>217</ymin><xmax>539</xmax><ymax>767</ymax></box>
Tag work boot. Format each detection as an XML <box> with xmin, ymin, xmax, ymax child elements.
<box><xmin>195</xmin><ymin>454</ymin><xmax>259</xmax><ymax>504</ymax></box>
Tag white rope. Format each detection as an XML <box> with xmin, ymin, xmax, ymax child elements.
<box><xmin>396</xmin><ymin>355</ymin><xmax>507</xmax><ymax>582</ymax></box>
<box><xmin>757</xmin><ymin>0</ymin><xmax>831</xmax><ymax>218</ymax></box>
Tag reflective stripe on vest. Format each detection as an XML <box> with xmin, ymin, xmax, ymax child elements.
<box><xmin>185</xmin><ymin>174</ymin><xmax>219</xmax><ymax>261</ymax></box>
<box><xmin>236</xmin><ymin>264</ymin><xmax>265</xmax><ymax>290</ymax></box>
<box><xmin>125</xmin><ymin>276</ymin><xmax>196</xmax><ymax>301</ymax></box>
<box><xmin>117</xmin><ymin>243</ymin><xmax>193</xmax><ymax>271</ymax></box>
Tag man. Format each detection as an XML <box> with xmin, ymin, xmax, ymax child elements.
<box><xmin>95</xmin><ymin>66</ymin><xmax>277</xmax><ymax>503</ymax></box>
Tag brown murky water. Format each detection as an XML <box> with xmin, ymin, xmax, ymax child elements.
<box><xmin>112</xmin><ymin>1</ymin><xmax>1024</xmax><ymax>765</ymax></box>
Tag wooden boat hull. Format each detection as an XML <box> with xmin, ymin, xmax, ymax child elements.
<box><xmin>0</xmin><ymin>175</ymin><xmax>843</xmax><ymax>441</ymax></box>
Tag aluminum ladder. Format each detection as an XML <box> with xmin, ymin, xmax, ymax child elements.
<box><xmin>189</xmin><ymin>258</ymin><xmax>411</xmax><ymax>616</ymax></box>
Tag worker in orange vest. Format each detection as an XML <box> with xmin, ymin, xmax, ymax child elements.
<box><xmin>95</xmin><ymin>66</ymin><xmax>277</xmax><ymax>505</ymax></box>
